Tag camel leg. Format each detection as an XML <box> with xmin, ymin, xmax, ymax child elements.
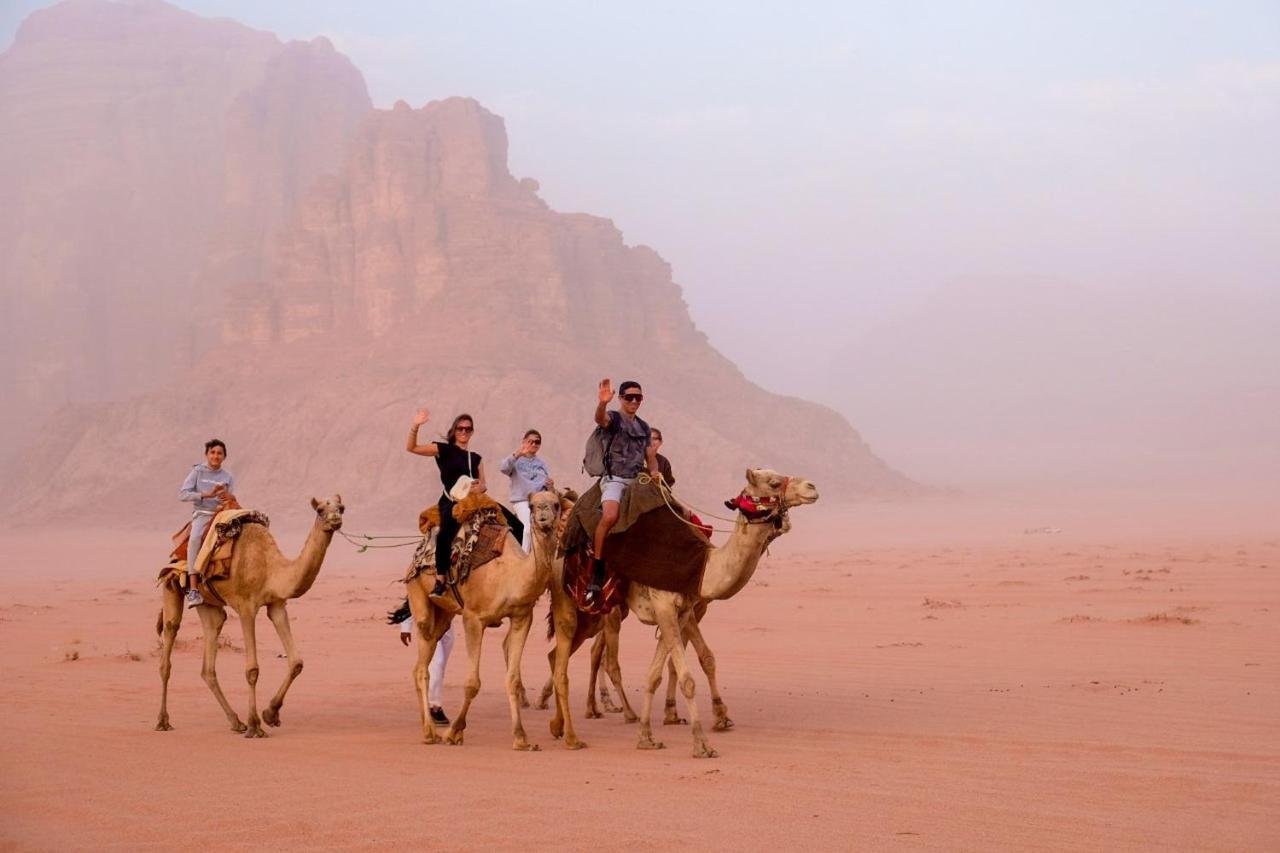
<box><xmin>635</xmin><ymin>625</ymin><xmax>673</xmax><ymax>751</ymax></box>
<box><xmin>154</xmin><ymin>584</ymin><xmax>184</xmax><ymax>731</ymax></box>
<box><xmin>645</xmin><ymin>594</ymin><xmax>716</xmax><ymax>758</ymax></box>
<box><xmin>444</xmin><ymin>615</ymin><xmax>485</xmax><ymax>746</ymax></box>
<box><xmin>685</xmin><ymin>619</ymin><xmax>732</xmax><ymax>730</ymax></box>
<box><xmin>585</xmin><ymin>631</ymin><xmax>606</xmax><ymax>718</ymax></box>
<box><xmin>663</xmin><ymin>649</ymin><xmax>686</xmax><ymax>725</ymax></box>
<box><xmin>602</xmin><ymin>615</ymin><xmax>639</xmax><ymax>723</ymax></box>
<box><xmin>197</xmin><ymin>606</ymin><xmax>246</xmax><ymax>733</ymax></box>
<box><xmin>548</xmin><ymin>595</ymin><xmax>585</xmax><ymax>749</ymax></box>
<box><xmin>537</xmin><ymin>648</ymin><xmax>555</xmax><ymax>711</ymax></box>
<box><xmin>503</xmin><ymin>612</ymin><xmax>539</xmax><ymax>751</ymax></box>
<box><xmin>502</xmin><ymin>624</ymin><xmax>531</xmax><ymax>709</ymax></box>
<box><xmin>261</xmin><ymin>602</ymin><xmax>302</xmax><ymax>727</ymax></box>
<box><xmin>413</xmin><ymin>610</ymin><xmax>443</xmax><ymax>744</ymax></box>
<box><xmin>239</xmin><ymin>606</ymin><xmax>267</xmax><ymax>738</ymax></box>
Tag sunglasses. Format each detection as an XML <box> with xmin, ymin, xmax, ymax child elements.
<box><xmin>528</xmin><ymin>439</ymin><xmax>542</xmax><ymax>445</ymax></box>
<box><xmin>621</xmin><ymin>393</ymin><xmax>644</xmax><ymax>403</ymax></box>
<box><xmin>455</xmin><ymin>425</ymin><xmax>474</xmax><ymax>433</ymax></box>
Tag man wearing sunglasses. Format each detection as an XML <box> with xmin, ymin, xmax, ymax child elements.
<box><xmin>588</xmin><ymin>378</ymin><xmax>658</xmax><ymax>605</ymax></box>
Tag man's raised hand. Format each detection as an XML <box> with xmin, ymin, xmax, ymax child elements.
<box><xmin>598</xmin><ymin>379</ymin><xmax>614</xmax><ymax>405</ymax></box>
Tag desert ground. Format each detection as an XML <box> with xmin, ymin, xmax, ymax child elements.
<box><xmin>1</xmin><ymin>492</ymin><xmax>1276</xmax><ymax>852</ymax></box>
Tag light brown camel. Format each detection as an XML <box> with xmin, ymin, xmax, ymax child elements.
<box><xmin>543</xmin><ymin>469</ymin><xmax>818</xmax><ymax>757</ymax></box>
<box><xmin>404</xmin><ymin>490</ymin><xmax>565</xmax><ymax>750</ymax></box>
<box><xmin>155</xmin><ymin>496</ymin><xmax>345</xmax><ymax>737</ymax></box>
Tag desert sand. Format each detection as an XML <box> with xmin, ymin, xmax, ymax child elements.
<box><xmin>1</xmin><ymin>494</ymin><xmax>1276</xmax><ymax>852</ymax></box>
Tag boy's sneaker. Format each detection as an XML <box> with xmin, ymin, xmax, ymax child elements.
<box><xmin>184</xmin><ymin>588</ymin><xmax>204</xmax><ymax>608</ymax></box>
<box><xmin>429</xmin><ymin>706</ymin><xmax>450</xmax><ymax>726</ymax></box>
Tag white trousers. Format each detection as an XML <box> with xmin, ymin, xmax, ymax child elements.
<box><xmin>187</xmin><ymin>511</ymin><xmax>214</xmax><ymax>576</ymax></box>
<box><xmin>512</xmin><ymin>499</ymin><xmax>532</xmax><ymax>552</ymax></box>
<box><xmin>399</xmin><ymin>619</ymin><xmax>454</xmax><ymax>707</ymax></box>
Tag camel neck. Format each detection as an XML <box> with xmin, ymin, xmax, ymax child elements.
<box><xmin>700</xmin><ymin>516</ymin><xmax>775</xmax><ymax>601</ymax></box>
<box><xmin>281</xmin><ymin>519</ymin><xmax>333</xmax><ymax>599</ymax></box>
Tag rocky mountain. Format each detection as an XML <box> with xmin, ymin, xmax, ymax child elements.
<box><xmin>0</xmin><ymin>0</ymin><xmax>370</xmax><ymax>459</ymax></box>
<box><xmin>1</xmin><ymin>1</ymin><xmax>913</xmax><ymax>527</ymax></box>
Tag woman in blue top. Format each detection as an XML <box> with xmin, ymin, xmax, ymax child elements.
<box><xmin>499</xmin><ymin>429</ymin><xmax>554</xmax><ymax>552</ymax></box>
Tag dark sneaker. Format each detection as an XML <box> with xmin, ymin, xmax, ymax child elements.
<box><xmin>584</xmin><ymin>583</ymin><xmax>602</xmax><ymax>608</ymax></box>
<box><xmin>429</xmin><ymin>706</ymin><xmax>450</xmax><ymax>726</ymax></box>
<box><xmin>184</xmin><ymin>588</ymin><xmax>204</xmax><ymax>608</ymax></box>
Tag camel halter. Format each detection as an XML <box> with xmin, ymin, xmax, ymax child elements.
<box><xmin>724</xmin><ymin>477</ymin><xmax>791</xmax><ymax>526</ymax></box>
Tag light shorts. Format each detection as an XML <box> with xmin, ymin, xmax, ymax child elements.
<box><xmin>600</xmin><ymin>475</ymin><xmax>637</xmax><ymax>504</ymax></box>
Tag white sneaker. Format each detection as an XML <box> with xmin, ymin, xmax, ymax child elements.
<box><xmin>185</xmin><ymin>588</ymin><xmax>204</xmax><ymax>608</ymax></box>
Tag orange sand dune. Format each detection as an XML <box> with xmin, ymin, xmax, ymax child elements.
<box><xmin>1</xmin><ymin>499</ymin><xmax>1276</xmax><ymax>851</ymax></box>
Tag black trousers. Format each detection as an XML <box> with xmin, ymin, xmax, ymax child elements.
<box><xmin>435</xmin><ymin>496</ymin><xmax>524</xmax><ymax>576</ymax></box>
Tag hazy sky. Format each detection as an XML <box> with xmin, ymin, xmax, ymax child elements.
<box><xmin>4</xmin><ymin>0</ymin><xmax>1278</xmax><ymax>407</ymax></box>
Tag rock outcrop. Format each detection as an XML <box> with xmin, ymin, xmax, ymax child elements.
<box><xmin>0</xmin><ymin>0</ymin><xmax>370</xmax><ymax>458</ymax></box>
<box><xmin>1</xmin><ymin>2</ymin><xmax>914</xmax><ymax>525</ymax></box>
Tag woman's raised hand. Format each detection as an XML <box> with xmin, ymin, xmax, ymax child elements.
<box><xmin>412</xmin><ymin>408</ymin><xmax>430</xmax><ymax>427</ymax></box>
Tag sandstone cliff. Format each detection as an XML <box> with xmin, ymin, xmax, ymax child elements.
<box><xmin>0</xmin><ymin>0</ymin><xmax>370</xmax><ymax>458</ymax></box>
<box><xmin>1</xmin><ymin>2</ymin><xmax>913</xmax><ymax>527</ymax></box>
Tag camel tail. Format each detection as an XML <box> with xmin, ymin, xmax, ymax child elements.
<box><xmin>155</xmin><ymin>609</ymin><xmax>163</xmax><ymax>637</ymax></box>
<box><xmin>545</xmin><ymin>607</ymin><xmax>555</xmax><ymax>640</ymax></box>
<box><xmin>386</xmin><ymin>598</ymin><xmax>411</xmax><ymax>626</ymax></box>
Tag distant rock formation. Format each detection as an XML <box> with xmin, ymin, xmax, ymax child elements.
<box><xmin>0</xmin><ymin>0</ymin><xmax>370</xmax><ymax>455</ymax></box>
<box><xmin>0</xmin><ymin>1</ymin><xmax>914</xmax><ymax>523</ymax></box>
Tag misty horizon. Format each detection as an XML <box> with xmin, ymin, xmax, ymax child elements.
<box><xmin>1</xmin><ymin>0</ymin><xmax>1277</xmax><ymax>500</ymax></box>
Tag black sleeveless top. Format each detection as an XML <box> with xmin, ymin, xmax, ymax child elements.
<box><xmin>433</xmin><ymin>442</ymin><xmax>481</xmax><ymax>495</ymax></box>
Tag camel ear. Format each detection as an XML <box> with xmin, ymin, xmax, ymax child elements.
<box><xmin>334</xmin><ymin>493</ymin><xmax>343</xmax><ymax>505</ymax></box>
<box><xmin>745</xmin><ymin>468</ymin><xmax>759</xmax><ymax>487</ymax></box>
<box><xmin>311</xmin><ymin>497</ymin><xmax>321</xmax><ymax>511</ymax></box>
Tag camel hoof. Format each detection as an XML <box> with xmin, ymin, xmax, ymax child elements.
<box><xmin>623</xmin><ymin>713</ymin><xmax>639</xmax><ymax>724</ymax></box>
<box><xmin>564</xmin><ymin>739</ymin><xmax>586</xmax><ymax>750</ymax></box>
<box><xmin>422</xmin><ymin>732</ymin><xmax>442</xmax><ymax>745</ymax></box>
<box><xmin>637</xmin><ymin>736</ymin><xmax>665</xmax><ymax>751</ymax></box>
<box><xmin>244</xmin><ymin>726</ymin><xmax>268</xmax><ymax>739</ymax></box>
<box><xmin>693</xmin><ymin>745</ymin><xmax>719</xmax><ymax>759</ymax></box>
<box><xmin>230</xmin><ymin>720</ymin><xmax>248</xmax><ymax>733</ymax></box>
<box><xmin>663</xmin><ymin>716</ymin><xmax>688</xmax><ymax>726</ymax></box>
<box><xmin>585</xmin><ymin>709</ymin><xmax>603</xmax><ymax>719</ymax></box>
<box><xmin>262</xmin><ymin>707</ymin><xmax>281</xmax><ymax>727</ymax></box>
<box><xmin>154</xmin><ymin>720</ymin><xmax>173</xmax><ymax>732</ymax></box>
<box><xmin>549</xmin><ymin>721</ymin><xmax>565</xmax><ymax>739</ymax></box>
<box><xmin>713</xmin><ymin>718</ymin><xmax>735</xmax><ymax>731</ymax></box>
<box><xmin>605</xmin><ymin>706</ymin><xmax>623</xmax><ymax>714</ymax></box>
<box><xmin>444</xmin><ymin>729</ymin><xmax>464</xmax><ymax>746</ymax></box>
<box><xmin>514</xmin><ymin>742</ymin><xmax>541</xmax><ymax>752</ymax></box>
<box><xmin>535</xmin><ymin>700</ymin><xmax>551</xmax><ymax>711</ymax></box>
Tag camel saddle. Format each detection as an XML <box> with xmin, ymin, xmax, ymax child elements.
<box><xmin>562</xmin><ymin>546</ymin><xmax>628</xmax><ymax>616</ymax></box>
<box><xmin>409</xmin><ymin>493</ymin><xmax>508</xmax><ymax>589</ymax></box>
<box><xmin>561</xmin><ymin>479</ymin><xmax>709</xmax><ymax>598</ymax></box>
<box><xmin>157</xmin><ymin>508</ymin><xmax>269</xmax><ymax>606</ymax></box>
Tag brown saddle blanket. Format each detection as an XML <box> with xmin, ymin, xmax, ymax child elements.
<box><xmin>561</xmin><ymin>480</ymin><xmax>708</xmax><ymax>597</ymax></box>
<box><xmin>158</xmin><ymin>509</ymin><xmax>269</xmax><ymax>605</ymax></box>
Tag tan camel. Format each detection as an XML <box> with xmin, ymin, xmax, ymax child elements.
<box><xmin>544</xmin><ymin>469</ymin><xmax>818</xmax><ymax>757</ymax></box>
<box><xmin>404</xmin><ymin>490</ymin><xmax>565</xmax><ymax>750</ymax></box>
<box><xmin>155</xmin><ymin>496</ymin><xmax>345</xmax><ymax>737</ymax></box>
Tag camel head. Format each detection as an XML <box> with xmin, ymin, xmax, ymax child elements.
<box><xmin>743</xmin><ymin>468</ymin><xmax>820</xmax><ymax>508</ymax></box>
<box><xmin>528</xmin><ymin>490</ymin><xmax>563</xmax><ymax>534</ymax></box>
<box><xmin>309</xmin><ymin>495</ymin><xmax>346</xmax><ymax>532</ymax></box>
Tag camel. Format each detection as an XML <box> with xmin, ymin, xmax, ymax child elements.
<box><xmin>543</xmin><ymin>468</ymin><xmax>818</xmax><ymax>757</ymax></box>
<box><xmin>155</xmin><ymin>495</ymin><xmax>345</xmax><ymax>737</ymax></box>
<box><xmin>404</xmin><ymin>489</ymin><xmax>565</xmax><ymax>750</ymax></box>
<box><xmin>583</xmin><ymin>510</ymin><xmax>792</xmax><ymax>726</ymax></box>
